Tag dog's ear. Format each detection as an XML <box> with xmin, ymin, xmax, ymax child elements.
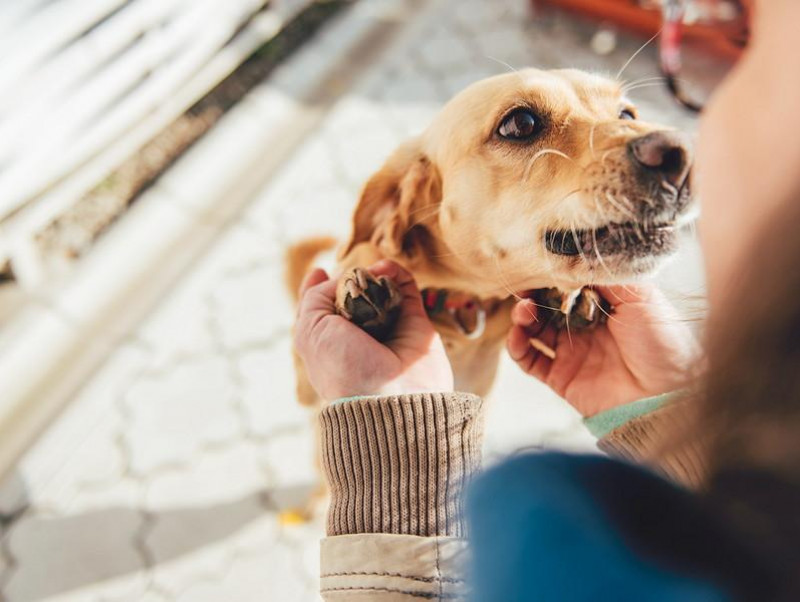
<box><xmin>340</xmin><ymin>139</ymin><xmax>442</xmax><ymax>259</ymax></box>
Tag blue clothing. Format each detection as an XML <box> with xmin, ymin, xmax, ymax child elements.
<box><xmin>467</xmin><ymin>454</ymin><xmax>768</xmax><ymax>602</ymax></box>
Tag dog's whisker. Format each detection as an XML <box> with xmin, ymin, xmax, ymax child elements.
<box><xmin>590</xmin><ymin>220</ymin><xmax>614</xmax><ymax>280</ymax></box>
<box><xmin>491</xmin><ymin>254</ymin><xmax>522</xmax><ymax>301</ymax></box>
<box><xmin>485</xmin><ymin>55</ymin><xmax>519</xmax><ymax>74</ymax></box>
<box><xmin>623</xmin><ymin>76</ymin><xmax>692</xmax><ymax>93</ymax></box>
<box><xmin>569</xmin><ymin>220</ymin><xmax>591</xmax><ymax>267</ymax></box>
<box><xmin>588</xmin><ymin>123</ymin><xmax>598</xmax><ymax>160</ymax></box>
<box><xmin>590</xmin><ymin>295</ymin><xmax>625</xmax><ymax>327</ymax></box>
<box><xmin>624</xmin><ymin>82</ymin><xmax>672</xmax><ymax>94</ymax></box>
<box><xmin>621</xmin><ymin>76</ymin><xmax>667</xmax><ymax>92</ymax></box>
<box><xmin>591</xmin><ymin>191</ymin><xmax>614</xmax><ymax>226</ymax></box>
<box><xmin>604</xmin><ymin>192</ymin><xmax>638</xmax><ymax>221</ymax></box>
<box><xmin>523</xmin><ymin>148</ymin><xmax>572</xmax><ymax>182</ymax></box>
<box><xmin>616</xmin><ymin>28</ymin><xmax>662</xmax><ymax>81</ymax></box>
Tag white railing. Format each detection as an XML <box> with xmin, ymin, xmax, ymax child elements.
<box><xmin>0</xmin><ymin>0</ymin><xmax>318</xmax><ymax>287</ymax></box>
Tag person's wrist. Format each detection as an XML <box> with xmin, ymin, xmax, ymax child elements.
<box><xmin>572</xmin><ymin>385</ymin><xmax>659</xmax><ymax>419</ymax></box>
<box><xmin>374</xmin><ymin>379</ymin><xmax>454</xmax><ymax>397</ymax></box>
<box><xmin>323</xmin><ymin>374</ymin><xmax>454</xmax><ymax>402</ymax></box>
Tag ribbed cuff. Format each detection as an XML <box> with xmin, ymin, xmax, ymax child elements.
<box><xmin>319</xmin><ymin>392</ymin><xmax>484</xmax><ymax>538</ymax></box>
<box><xmin>584</xmin><ymin>392</ymin><xmax>673</xmax><ymax>439</ymax></box>
<box><xmin>598</xmin><ymin>398</ymin><xmax>707</xmax><ymax>488</ymax></box>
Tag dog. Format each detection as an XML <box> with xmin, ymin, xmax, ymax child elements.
<box><xmin>289</xmin><ymin>67</ymin><xmax>694</xmax><ymax>405</ymax></box>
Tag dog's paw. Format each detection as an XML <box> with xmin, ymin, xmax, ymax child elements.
<box><xmin>335</xmin><ymin>268</ymin><xmax>403</xmax><ymax>341</ymax></box>
<box><xmin>532</xmin><ymin>287</ymin><xmax>612</xmax><ymax>330</ymax></box>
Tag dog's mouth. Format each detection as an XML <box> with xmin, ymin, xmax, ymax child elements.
<box><xmin>544</xmin><ymin>221</ymin><xmax>678</xmax><ymax>259</ymax></box>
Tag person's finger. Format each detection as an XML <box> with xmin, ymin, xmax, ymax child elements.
<box><xmin>507</xmin><ymin>324</ymin><xmax>533</xmax><ymax>362</ymax></box>
<box><xmin>511</xmin><ymin>298</ymin><xmax>539</xmax><ymax>328</ymax></box>
<box><xmin>297</xmin><ymin>277</ymin><xmax>339</xmax><ymax>330</ymax></box>
<box><xmin>299</xmin><ymin>267</ymin><xmax>329</xmax><ymax>298</ymax></box>
<box><xmin>368</xmin><ymin>260</ymin><xmax>428</xmax><ymax>319</ymax></box>
<box><xmin>507</xmin><ymin>325</ymin><xmax>554</xmax><ymax>381</ymax></box>
<box><xmin>595</xmin><ymin>283</ymin><xmax>656</xmax><ymax>306</ymax></box>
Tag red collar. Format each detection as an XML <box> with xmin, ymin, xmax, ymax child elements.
<box><xmin>422</xmin><ymin>288</ymin><xmax>486</xmax><ymax>339</ymax></box>
<box><xmin>422</xmin><ymin>288</ymin><xmax>479</xmax><ymax>314</ymax></box>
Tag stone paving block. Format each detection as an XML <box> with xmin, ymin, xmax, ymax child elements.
<box><xmin>5</xmin><ymin>342</ymin><xmax>150</xmax><ymax>510</ymax></box>
<box><xmin>0</xmin><ymin>551</ymin><xmax>8</xmax><ymax>589</ymax></box>
<box><xmin>145</xmin><ymin>445</ymin><xmax>270</xmax><ymax>595</ymax></box>
<box><xmin>138</xmin><ymin>291</ymin><xmax>216</xmax><ymax>370</ymax></box>
<box><xmin>237</xmin><ymin>339</ymin><xmax>312</xmax><ymax>439</ymax></box>
<box><xmin>175</xmin><ymin>547</ymin><xmax>307</xmax><ymax>602</ymax></box>
<box><xmin>135</xmin><ymin>592</ymin><xmax>172</xmax><ymax>602</ymax></box>
<box><xmin>258</xmin><ymin>430</ymin><xmax>317</xmax><ymax>495</ymax></box>
<box><xmin>211</xmin><ymin>264</ymin><xmax>293</xmax><ymax>350</ymax></box>
<box><xmin>124</xmin><ymin>357</ymin><xmax>241</xmax><ymax>474</ymax></box>
<box><xmin>322</xmin><ymin>100</ymin><xmax>404</xmax><ymax>187</ymax></box>
<box><xmin>228</xmin><ymin>513</ymin><xmax>281</xmax><ymax>558</ymax></box>
<box><xmin>26</xmin><ymin>432</ymin><xmax>131</xmax><ymax>516</ymax></box>
<box><xmin>0</xmin><ymin>471</ymin><xmax>29</xmax><ymax>518</ymax></box>
<box><xmin>138</xmin><ymin>224</ymin><xmax>280</xmax><ymax>369</ymax></box>
<box><xmin>4</xmin><ymin>505</ymin><xmax>147</xmax><ymax>602</ymax></box>
<box><xmin>276</xmin><ymin>184</ymin><xmax>354</xmax><ymax>244</ymax></box>
<box><xmin>257</xmin><ymin>429</ymin><xmax>319</xmax><ymax>520</ymax></box>
<box><xmin>378</xmin><ymin>76</ymin><xmax>443</xmax><ymax>116</ymax></box>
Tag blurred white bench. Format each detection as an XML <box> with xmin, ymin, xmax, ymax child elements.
<box><xmin>0</xmin><ymin>0</ymin><xmax>317</xmax><ymax>290</ymax></box>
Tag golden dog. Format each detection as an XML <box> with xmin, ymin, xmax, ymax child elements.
<box><xmin>289</xmin><ymin>67</ymin><xmax>694</xmax><ymax>404</ymax></box>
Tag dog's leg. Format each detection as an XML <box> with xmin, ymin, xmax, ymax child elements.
<box><xmin>335</xmin><ymin>267</ymin><xmax>403</xmax><ymax>341</ymax></box>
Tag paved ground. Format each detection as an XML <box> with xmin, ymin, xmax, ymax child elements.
<box><xmin>0</xmin><ymin>1</ymin><xmax>705</xmax><ymax>600</ymax></box>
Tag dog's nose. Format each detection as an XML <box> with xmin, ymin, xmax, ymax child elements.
<box><xmin>629</xmin><ymin>131</ymin><xmax>692</xmax><ymax>187</ymax></box>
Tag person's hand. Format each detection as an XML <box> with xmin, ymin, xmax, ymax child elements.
<box><xmin>294</xmin><ymin>260</ymin><xmax>453</xmax><ymax>401</ymax></box>
<box><xmin>507</xmin><ymin>285</ymin><xmax>701</xmax><ymax>417</ymax></box>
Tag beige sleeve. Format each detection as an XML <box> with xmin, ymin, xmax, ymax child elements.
<box><xmin>598</xmin><ymin>399</ymin><xmax>707</xmax><ymax>488</ymax></box>
<box><xmin>317</xmin><ymin>392</ymin><xmax>483</xmax><ymax>601</ymax></box>
<box><xmin>320</xmin><ymin>534</ymin><xmax>469</xmax><ymax>601</ymax></box>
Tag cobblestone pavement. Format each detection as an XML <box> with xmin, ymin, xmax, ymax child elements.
<box><xmin>0</xmin><ymin>0</ymin><xmax>705</xmax><ymax>600</ymax></box>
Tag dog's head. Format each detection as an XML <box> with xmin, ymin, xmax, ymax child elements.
<box><xmin>342</xmin><ymin>68</ymin><xmax>695</xmax><ymax>296</ymax></box>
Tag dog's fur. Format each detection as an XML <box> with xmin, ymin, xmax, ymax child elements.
<box><xmin>289</xmin><ymin>68</ymin><xmax>694</xmax><ymax>404</ymax></box>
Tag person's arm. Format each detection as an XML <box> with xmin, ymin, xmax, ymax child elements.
<box><xmin>507</xmin><ymin>286</ymin><xmax>707</xmax><ymax>487</ymax></box>
<box><xmin>586</xmin><ymin>393</ymin><xmax>706</xmax><ymax>488</ymax></box>
<box><xmin>318</xmin><ymin>392</ymin><xmax>482</xmax><ymax>601</ymax></box>
<box><xmin>294</xmin><ymin>261</ymin><xmax>474</xmax><ymax>600</ymax></box>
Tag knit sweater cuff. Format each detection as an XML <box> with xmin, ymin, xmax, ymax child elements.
<box><xmin>598</xmin><ymin>397</ymin><xmax>707</xmax><ymax>488</ymax></box>
<box><xmin>319</xmin><ymin>392</ymin><xmax>484</xmax><ymax>538</ymax></box>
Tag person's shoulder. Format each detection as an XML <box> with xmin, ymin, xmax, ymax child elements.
<box><xmin>466</xmin><ymin>453</ymin><xmax>759</xmax><ymax>601</ymax></box>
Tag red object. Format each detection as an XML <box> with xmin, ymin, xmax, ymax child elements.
<box><xmin>531</xmin><ymin>0</ymin><xmax>747</xmax><ymax>61</ymax></box>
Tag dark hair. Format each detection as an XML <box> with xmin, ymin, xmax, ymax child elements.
<box><xmin>701</xmin><ymin>198</ymin><xmax>800</xmax><ymax>598</ymax></box>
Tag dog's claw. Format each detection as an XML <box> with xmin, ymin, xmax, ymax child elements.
<box><xmin>336</xmin><ymin>268</ymin><xmax>403</xmax><ymax>341</ymax></box>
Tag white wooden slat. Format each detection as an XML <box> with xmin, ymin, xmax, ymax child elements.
<box><xmin>0</xmin><ymin>0</ymin><xmax>194</xmax><ymax>114</ymax></box>
<box><xmin>1</xmin><ymin>0</ymin><xmax>321</xmax><ymax>282</ymax></box>
<box><xmin>7</xmin><ymin>8</ymin><xmax>296</xmax><ymax>281</ymax></box>
<box><xmin>0</xmin><ymin>0</ymin><xmax>218</xmax><ymax>164</ymax></box>
<box><xmin>7</xmin><ymin>8</ymin><xmax>294</xmax><ymax>274</ymax></box>
<box><xmin>0</xmin><ymin>0</ymin><xmax>48</xmax><ymax>37</ymax></box>
<box><xmin>0</xmin><ymin>0</ymin><xmax>268</xmax><ymax>218</ymax></box>
<box><xmin>0</xmin><ymin>0</ymin><xmax>132</xmax><ymax>96</ymax></box>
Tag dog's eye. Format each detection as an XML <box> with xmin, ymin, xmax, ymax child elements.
<box><xmin>619</xmin><ymin>108</ymin><xmax>637</xmax><ymax>120</ymax></box>
<box><xmin>497</xmin><ymin>108</ymin><xmax>539</xmax><ymax>140</ymax></box>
